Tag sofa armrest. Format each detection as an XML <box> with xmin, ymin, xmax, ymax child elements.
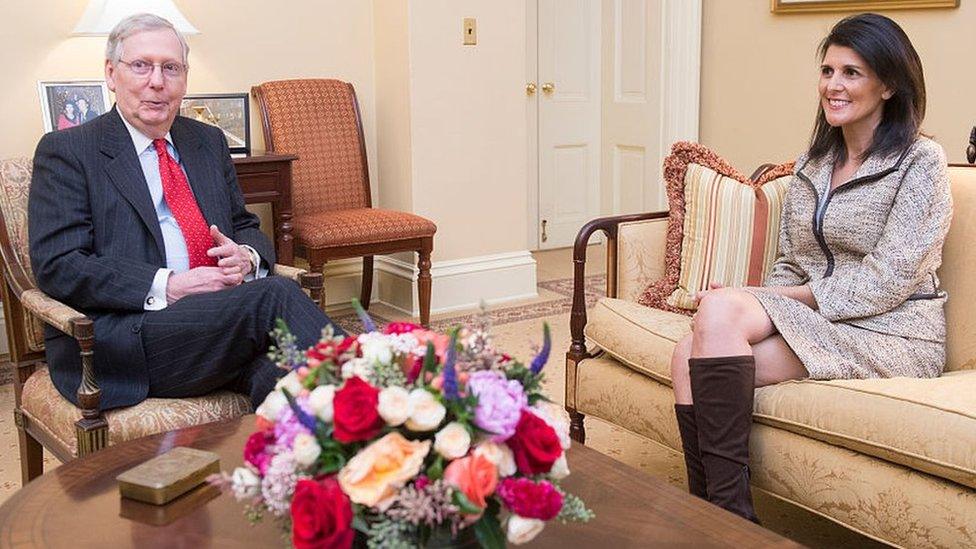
<box><xmin>274</xmin><ymin>264</ymin><xmax>323</xmax><ymax>304</ymax></box>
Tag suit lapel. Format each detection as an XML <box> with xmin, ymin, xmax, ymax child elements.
<box><xmin>170</xmin><ymin>118</ymin><xmax>222</xmax><ymax>230</ymax></box>
<box><xmin>100</xmin><ymin>108</ymin><xmax>166</xmax><ymax>261</ymax></box>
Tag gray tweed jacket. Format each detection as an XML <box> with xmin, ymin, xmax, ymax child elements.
<box><xmin>765</xmin><ymin>136</ymin><xmax>952</xmax><ymax>342</ymax></box>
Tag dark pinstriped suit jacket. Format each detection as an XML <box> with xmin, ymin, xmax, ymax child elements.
<box><xmin>28</xmin><ymin>107</ymin><xmax>274</xmax><ymax>409</ymax></box>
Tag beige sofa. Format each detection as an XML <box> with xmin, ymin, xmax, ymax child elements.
<box><xmin>565</xmin><ymin>164</ymin><xmax>976</xmax><ymax>548</ymax></box>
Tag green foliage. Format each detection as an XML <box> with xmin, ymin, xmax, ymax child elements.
<box><xmin>556</xmin><ymin>490</ymin><xmax>595</xmax><ymax>523</ymax></box>
<box><xmin>418</xmin><ymin>341</ymin><xmax>438</xmax><ymax>387</ymax></box>
<box><xmin>426</xmin><ymin>455</ymin><xmax>445</xmax><ymax>481</ymax></box>
<box><xmin>451</xmin><ymin>491</ymin><xmax>483</xmax><ymax>515</ymax></box>
<box><xmin>473</xmin><ymin>499</ymin><xmax>505</xmax><ymax>549</ymax></box>
<box><xmin>266</xmin><ymin>318</ymin><xmax>307</xmax><ymax>371</ymax></box>
<box><xmin>364</xmin><ymin>516</ymin><xmax>416</xmax><ymax>549</ymax></box>
<box><xmin>366</xmin><ymin>359</ymin><xmax>408</xmax><ymax>389</ymax></box>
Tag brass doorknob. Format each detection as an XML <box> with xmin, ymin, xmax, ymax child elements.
<box><xmin>526</xmin><ymin>82</ymin><xmax>537</xmax><ymax>95</ymax></box>
<box><xmin>541</xmin><ymin>82</ymin><xmax>555</xmax><ymax>94</ymax></box>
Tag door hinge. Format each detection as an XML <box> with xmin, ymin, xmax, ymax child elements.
<box><xmin>541</xmin><ymin>219</ymin><xmax>548</xmax><ymax>242</ymax></box>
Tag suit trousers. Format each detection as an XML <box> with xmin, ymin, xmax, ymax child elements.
<box><xmin>141</xmin><ymin>276</ymin><xmax>342</xmax><ymax>408</ymax></box>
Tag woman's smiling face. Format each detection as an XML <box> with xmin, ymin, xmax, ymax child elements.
<box><xmin>819</xmin><ymin>44</ymin><xmax>892</xmax><ymax>131</ymax></box>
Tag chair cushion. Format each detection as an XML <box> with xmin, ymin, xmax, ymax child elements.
<box><xmin>295</xmin><ymin>208</ymin><xmax>437</xmax><ymax>249</ymax></box>
<box><xmin>754</xmin><ymin>371</ymin><xmax>976</xmax><ymax>489</ymax></box>
<box><xmin>584</xmin><ymin>297</ymin><xmax>691</xmax><ymax>384</ymax></box>
<box><xmin>638</xmin><ymin>142</ymin><xmax>793</xmax><ymax>313</ymax></box>
<box><xmin>20</xmin><ymin>368</ymin><xmax>251</xmax><ymax>458</ymax></box>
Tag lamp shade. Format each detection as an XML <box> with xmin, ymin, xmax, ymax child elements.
<box><xmin>72</xmin><ymin>0</ymin><xmax>199</xmax><ymax>36</ymax></box>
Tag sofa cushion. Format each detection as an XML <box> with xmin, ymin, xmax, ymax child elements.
<box><xmin>637</xmin><ymin>142</ymin><xmax>793</xmax><ymax>313</ymax></box>
<box><xmin>21</xmin><ymin>368</ymin><xmax>252</xmax><ymax>458</ymax></box>
<box><xmin>754</xmin><ymin>370</ymin><xmax>976</xmax><ymax>489</ymax></box>
<box><xmin>585</xmin><ymin>297</ymin><xmax>691</xmax><ymax>384</ymax></box>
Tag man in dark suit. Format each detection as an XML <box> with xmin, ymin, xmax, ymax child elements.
<box><xmin>29</xmin><ymin>13</ymin><xmax>341</xmax><ymax>411</ymax></box>
<box><xmin>75</xmin><ymin>97</ymin><xmax>99</xmax><ymax>124</ymax></box>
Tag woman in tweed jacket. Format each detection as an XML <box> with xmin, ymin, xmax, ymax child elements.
<box><xmin>668</xmin><ymin>14</ymin><xmax>952</xmax><ymax>523</ymax></box>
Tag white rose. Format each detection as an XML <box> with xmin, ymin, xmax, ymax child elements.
<box><xmin>307</xmin><ymin>385</ymin><xmax>336</xmax><ymax>423</ymax></box>
<box><xmin>507</xmin><ymin>515</ymin><xmax>545</xmax><ymax>545</ymax></box>
<box><xmin>255</xmin><ymin>390</ymin><xmax>288</xmax><ymax>421</ymax></box>
<box><xmin>231</xmin><ymin>466</ymin><xmax>261</xmax><ymax>500</ymax></box>
<box><xmin>532</xmin><ymin>402</ymin><xmax>571</xmax><ymax>450</ymax></box>
<box><xmin>275</xmin><ymin>370</ymin><xmax>304</xmax><ymax>397</ymax></box>
<box><xmin>473</xmin><ymin>441</ymin><xmax>516</xmax><ymax>477</ymax></box>
<box><xmin>292</xmin><ymin>433</ymin><xmax>322</xmax><ymax>468</ymax></box>
<box><xmin>434</xmin><ymin>422</ymin><xmax>471</xmax><ymax>459</ymax></box>
<box><xmin>405</xmin><ymin>388</ymin><xmax>446</xmax><ymax>431</ymax></box>
<box><xmin>548</xmin><ymin>452</ymin><xmax>570</xmax><ymax>479</ymax></box>
<box><xmin>360</xmin><ymin>337</ymin><xmax>394</xmax><ymax>365</ymax></box>
<box><xmin>341</xmin><ymin>357</ymin><xmax>373</xmax><ymax>380</ymax></box>
<box><xmin>378</xmin><ymin>386</ymin><xmax>413</xmax><ymax>426</ymax></box>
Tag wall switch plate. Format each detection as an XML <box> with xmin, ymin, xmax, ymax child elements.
<box><xmin>463</xmin><ymin>17</ymin><xmax>476</xmax><ymax>45</ymax></box>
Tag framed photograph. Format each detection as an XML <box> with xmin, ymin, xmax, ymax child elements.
<box><xmin>771</xmin><ymin>0</ymin><xmax>958</xmax><ymax>13</ymax></box>
<box><xmin>180</xmin><ymin>93</ymin><xmax>251</xmax><ymax>155</ymax></box>
<box><xmin>37</xmin><ymin>80</ymin><xmax>111</xmax><ymax>133</ymax></box>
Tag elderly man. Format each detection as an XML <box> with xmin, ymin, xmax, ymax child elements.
<box><xmin>28</xmin><ymin>13</ymin><xmax>341</xmax><ymax>410</ymax></box>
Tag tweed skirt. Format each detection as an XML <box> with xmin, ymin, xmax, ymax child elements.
<box><xmin>744</xmin><ymin>290</ymin><xmax>945</xmax><ymax>380</ymax></box>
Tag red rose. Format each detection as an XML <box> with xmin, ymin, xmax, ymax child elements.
<box><xmin>244</xmin><ymin>431</ymin><xmax>274</xmax><ymax>475</ymax></box>
<box><xmin>307</xmin><ymin>336</ymin><xmax>358</xmax><ymax>362</ymax></box>
<box><xmin>497</xmin><ymin>477</ymin><xmax>563</xmax><ymax>520</ymax></box>
<box><xmin>291</xmin><ymin>477</ymin><xmax>354</xmax><ymax>549</ymax></box>
<box><xmin>383</xmin><ymin>322</ymin><xmax>422</xmax><ymax>335</ymax></box>
<box><xmin>505</xmin><ymin>410</ymin><xmax>562</xmax><ymax>474</ymax></box>
<box><xmin>332</xmin><ymin>376</ymin><xmax>383</xmax><ymax>443</ymax></box>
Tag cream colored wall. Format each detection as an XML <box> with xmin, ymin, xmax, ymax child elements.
<box><xmin>373</xmin><ymin>0</ymin><xmax>414</xmax><ymax>214</ymax></box>
<box><xmin>402</xmin><ymin>1</ymin><xmax>528</xmax><ymax>261</ymax></box>
<box><xmin>0</xmin><ymin>0</ymin><xmax>377</xmax><ymax>173</ymax></box>
<box><xmin>700</xmin><ymin>1</ymin><xmax>976</xmax><ymax>170</ymax></box>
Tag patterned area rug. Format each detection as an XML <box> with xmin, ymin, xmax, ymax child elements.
<box><xmin>330</xmin><ymin>274</ymin><xmax>607</xmax><ymax>334</ymax></box>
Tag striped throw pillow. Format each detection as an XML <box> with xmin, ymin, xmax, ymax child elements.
<box><xmin>638</xmin><ymin>142</ymin><xmax>794</xmax><ymax>313</ymax></box>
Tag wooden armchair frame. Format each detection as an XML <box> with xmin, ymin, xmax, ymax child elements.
<box><xmin>0</xmin><ymin>193</ymin><xmax>322</xmax><ymax>482</ymax></box>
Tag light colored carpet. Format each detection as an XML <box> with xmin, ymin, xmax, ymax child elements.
<box><xmin>0</xmin><ymin>247</ymin><xmax>885</xmax><ymax>547</ymax></box>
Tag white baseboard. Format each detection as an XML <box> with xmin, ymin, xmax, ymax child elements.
<box><xmin>374</xmin><ymin>251</ymin><xmax>538</xmax><ymax>316</ymax></box>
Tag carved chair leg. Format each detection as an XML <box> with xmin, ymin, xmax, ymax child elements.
<box><xmin>309</xmin><ymin>258</ymin><xmax>326</xmax><ymax>309</ymax></box>
<box><xmin>15</xmin><ymin>412</ymin><xmax>43</xmax><ymax>484</ymax></box>
<box><xmin>417</xmin><ymin>244</ymin><xmax>432</xmax><ymax>328</ymax></box>
<box><xmin>360</xmin><ymin>255</ymin><xmax>374</xmax><ymax>310</ymax></box>
<box><xmin>568</xmin><ymin>409</ymin><xmax>586</xmax><ymax>444</ymax></box>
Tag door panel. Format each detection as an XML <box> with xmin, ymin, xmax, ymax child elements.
<box><xmin>537</xmin><ymin>0</ymin><xmax>600</xmax><ymax>249</ymax></box>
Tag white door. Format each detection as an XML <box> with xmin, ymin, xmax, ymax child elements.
<box><xmin>603</xmin><ymin>0</ymin><xmax>665</xmax><ymax>214</ymax></box>
<box><xmin>534</xmin><ymin>0</ymin><xmax>601</xmax><ymax>249</ymax></box>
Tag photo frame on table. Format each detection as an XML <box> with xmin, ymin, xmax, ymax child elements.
<box><xmin>37</xmin><ymin>80</ymin><xmax>112</xmax><ymax>133</ymax></box>
<box><xmin>771</xmin><ymin>0</ymin><xmax>958</xmax><ymax>13</ymax></box>
<box><xmin>180</xmin><ymin>93</ymin><xmax>251</xmax><ymax>156</ymax></box>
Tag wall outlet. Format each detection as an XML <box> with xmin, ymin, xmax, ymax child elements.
<box><xmin>463</xmin><ymin>17</ymin><xmax>476</xmax><ymax>45</ymax></box>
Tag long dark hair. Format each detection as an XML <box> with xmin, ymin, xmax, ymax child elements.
<box><xmin>808</xmin><ymin>13</ymin><xmax>925</xmax><ymax>163</ymax></box>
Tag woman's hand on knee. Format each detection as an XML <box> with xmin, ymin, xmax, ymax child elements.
<box><xmin>692</xmin><ymin>281</ymin><xmax>726</xmax><ymax>306</ymax></box>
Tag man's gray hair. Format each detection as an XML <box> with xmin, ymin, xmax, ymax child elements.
<box><xmin>105</xmin><ymin>13</ymin><xmax>189</xmax><ymax>66</ymax></box>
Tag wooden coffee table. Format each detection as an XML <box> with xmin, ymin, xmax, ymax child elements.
<box><xmin>0</xmin><ymin>417</ymin><xmax>798</xmax><ymax>547</ymax></box>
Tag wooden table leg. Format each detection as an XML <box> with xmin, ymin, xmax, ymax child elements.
<box><xmin>417</xmin><ymin>241</ymin><xmax>432</xmax><ymax>328</ymax></box>
<box><xmin>273</xmin><ymin>202</ymin><xmax>294</xmax><ymax>266</ymax></box>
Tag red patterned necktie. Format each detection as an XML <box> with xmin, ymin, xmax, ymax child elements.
<box><xmin>153</xmin><ymin>138</ymin><xmax>217</xmax><ymax>268</ymax></box>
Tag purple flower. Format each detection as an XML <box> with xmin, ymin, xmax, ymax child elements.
<box><xmin>467</xmin><ymin>370</ymin><xmax>527</xmax><ymax>441</ymax></box>
<box><xmin>275</xmin><ymin>403</ymin><xmax>313</xmax><ymax>449</ymax></box>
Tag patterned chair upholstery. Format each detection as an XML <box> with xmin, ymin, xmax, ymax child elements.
<box><xmin>252</xmin><ymin>79</ymin><xmax>437</xmax><ymax>326</ymax></box>
<box><xmin>0</xmin><ymin>157</ymin><xmax>311</xmax><ymax>483</ymax></box>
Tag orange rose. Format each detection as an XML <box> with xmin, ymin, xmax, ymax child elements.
<box><xmin>338</xmin><ymin>432</ymin><xmax>431</xmax><ymax>509</ymax></box>
<box><xmin>443</xmin><ymin>454</ymin><xmax>498</xmax><ymax>511</ymax></box>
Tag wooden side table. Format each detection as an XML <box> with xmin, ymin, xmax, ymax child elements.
<box><xmin>233</xmin><ymin>152</ymin><xmax>297</xmax><ymax>265</ymax></box>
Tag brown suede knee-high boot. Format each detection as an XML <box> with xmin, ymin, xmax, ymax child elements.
<box><xmin>674</xmin><ymin>404</ymin><xmax>708</xmax><ymax>499</ymax></box>
<box><xmin>689</xmin><ymin>355</ymin><xmax>759</xmax><ymax>523</ymax></box>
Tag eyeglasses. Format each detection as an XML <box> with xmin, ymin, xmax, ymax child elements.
<box><xmin>117</xmin><ymin>58</ymin><xmax>187</xmax><ymax>79</ymax></box>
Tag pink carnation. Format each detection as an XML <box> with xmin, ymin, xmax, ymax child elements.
<box><xmin>496</xmin><ymin>478</ymin><xmax>563</xmax><ymax>520</ymax></box>
<box><xmin>384</xmin><ymin>322</ymin><xmax>422</xmax><ymax>335</ymax></box>
<box><xmin>244</xmin><ymin>431</ymin><xmax>274</xmax><ymax>475</ymax></box>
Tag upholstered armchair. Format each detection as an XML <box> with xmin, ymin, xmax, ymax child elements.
<box><xmin>0</xmin><ymin>157</ymin><xmax>322</xmax><ymax>483</ymax></box>
<box><xmin>252</xmin><ymin>79</ymin><xmax>437</xmax><ymax>326</ymax></box>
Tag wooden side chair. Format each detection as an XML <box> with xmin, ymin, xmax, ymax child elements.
<box><xmin>252</xmin><ymin>78</ymin><xmax>437</xmax><ymax>326</ymax></box>
<box><xmin>0</xmin><ymin>157</ymin><xmax>319</xmax><ymax>483</ymax></box>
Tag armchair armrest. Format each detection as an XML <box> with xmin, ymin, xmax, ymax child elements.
<box><xmin>19</xmin><ymin>288</ymin><xmax>86</xmax><ymax>336</ymax></box>
<box><xmin>274</xmin><ymin>263</ymin><xmax>323</xmax><ymax>304</ymax></box>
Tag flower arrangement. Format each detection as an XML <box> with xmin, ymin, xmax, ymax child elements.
<box><xmin>216</xmin><ymin>303</ymin><xmax>593</xmax><ymax>548</ymax></box>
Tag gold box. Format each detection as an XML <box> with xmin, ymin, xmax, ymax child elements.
<box><xmin>117</xmin><ymin>446</ymin><xmax>220</xmax><ymax>505</ymax></box>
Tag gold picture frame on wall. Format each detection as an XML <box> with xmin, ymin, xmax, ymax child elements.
<box><xmin>771</xmin><ymin>0</ymin><xmax>959</xmax><ymax>13</ymax></box>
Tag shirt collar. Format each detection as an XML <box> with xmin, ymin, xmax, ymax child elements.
<box><xmin>117</xmin><ymin>110</ymin><xmax>174</xmax><ymax>155</ymax></box>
